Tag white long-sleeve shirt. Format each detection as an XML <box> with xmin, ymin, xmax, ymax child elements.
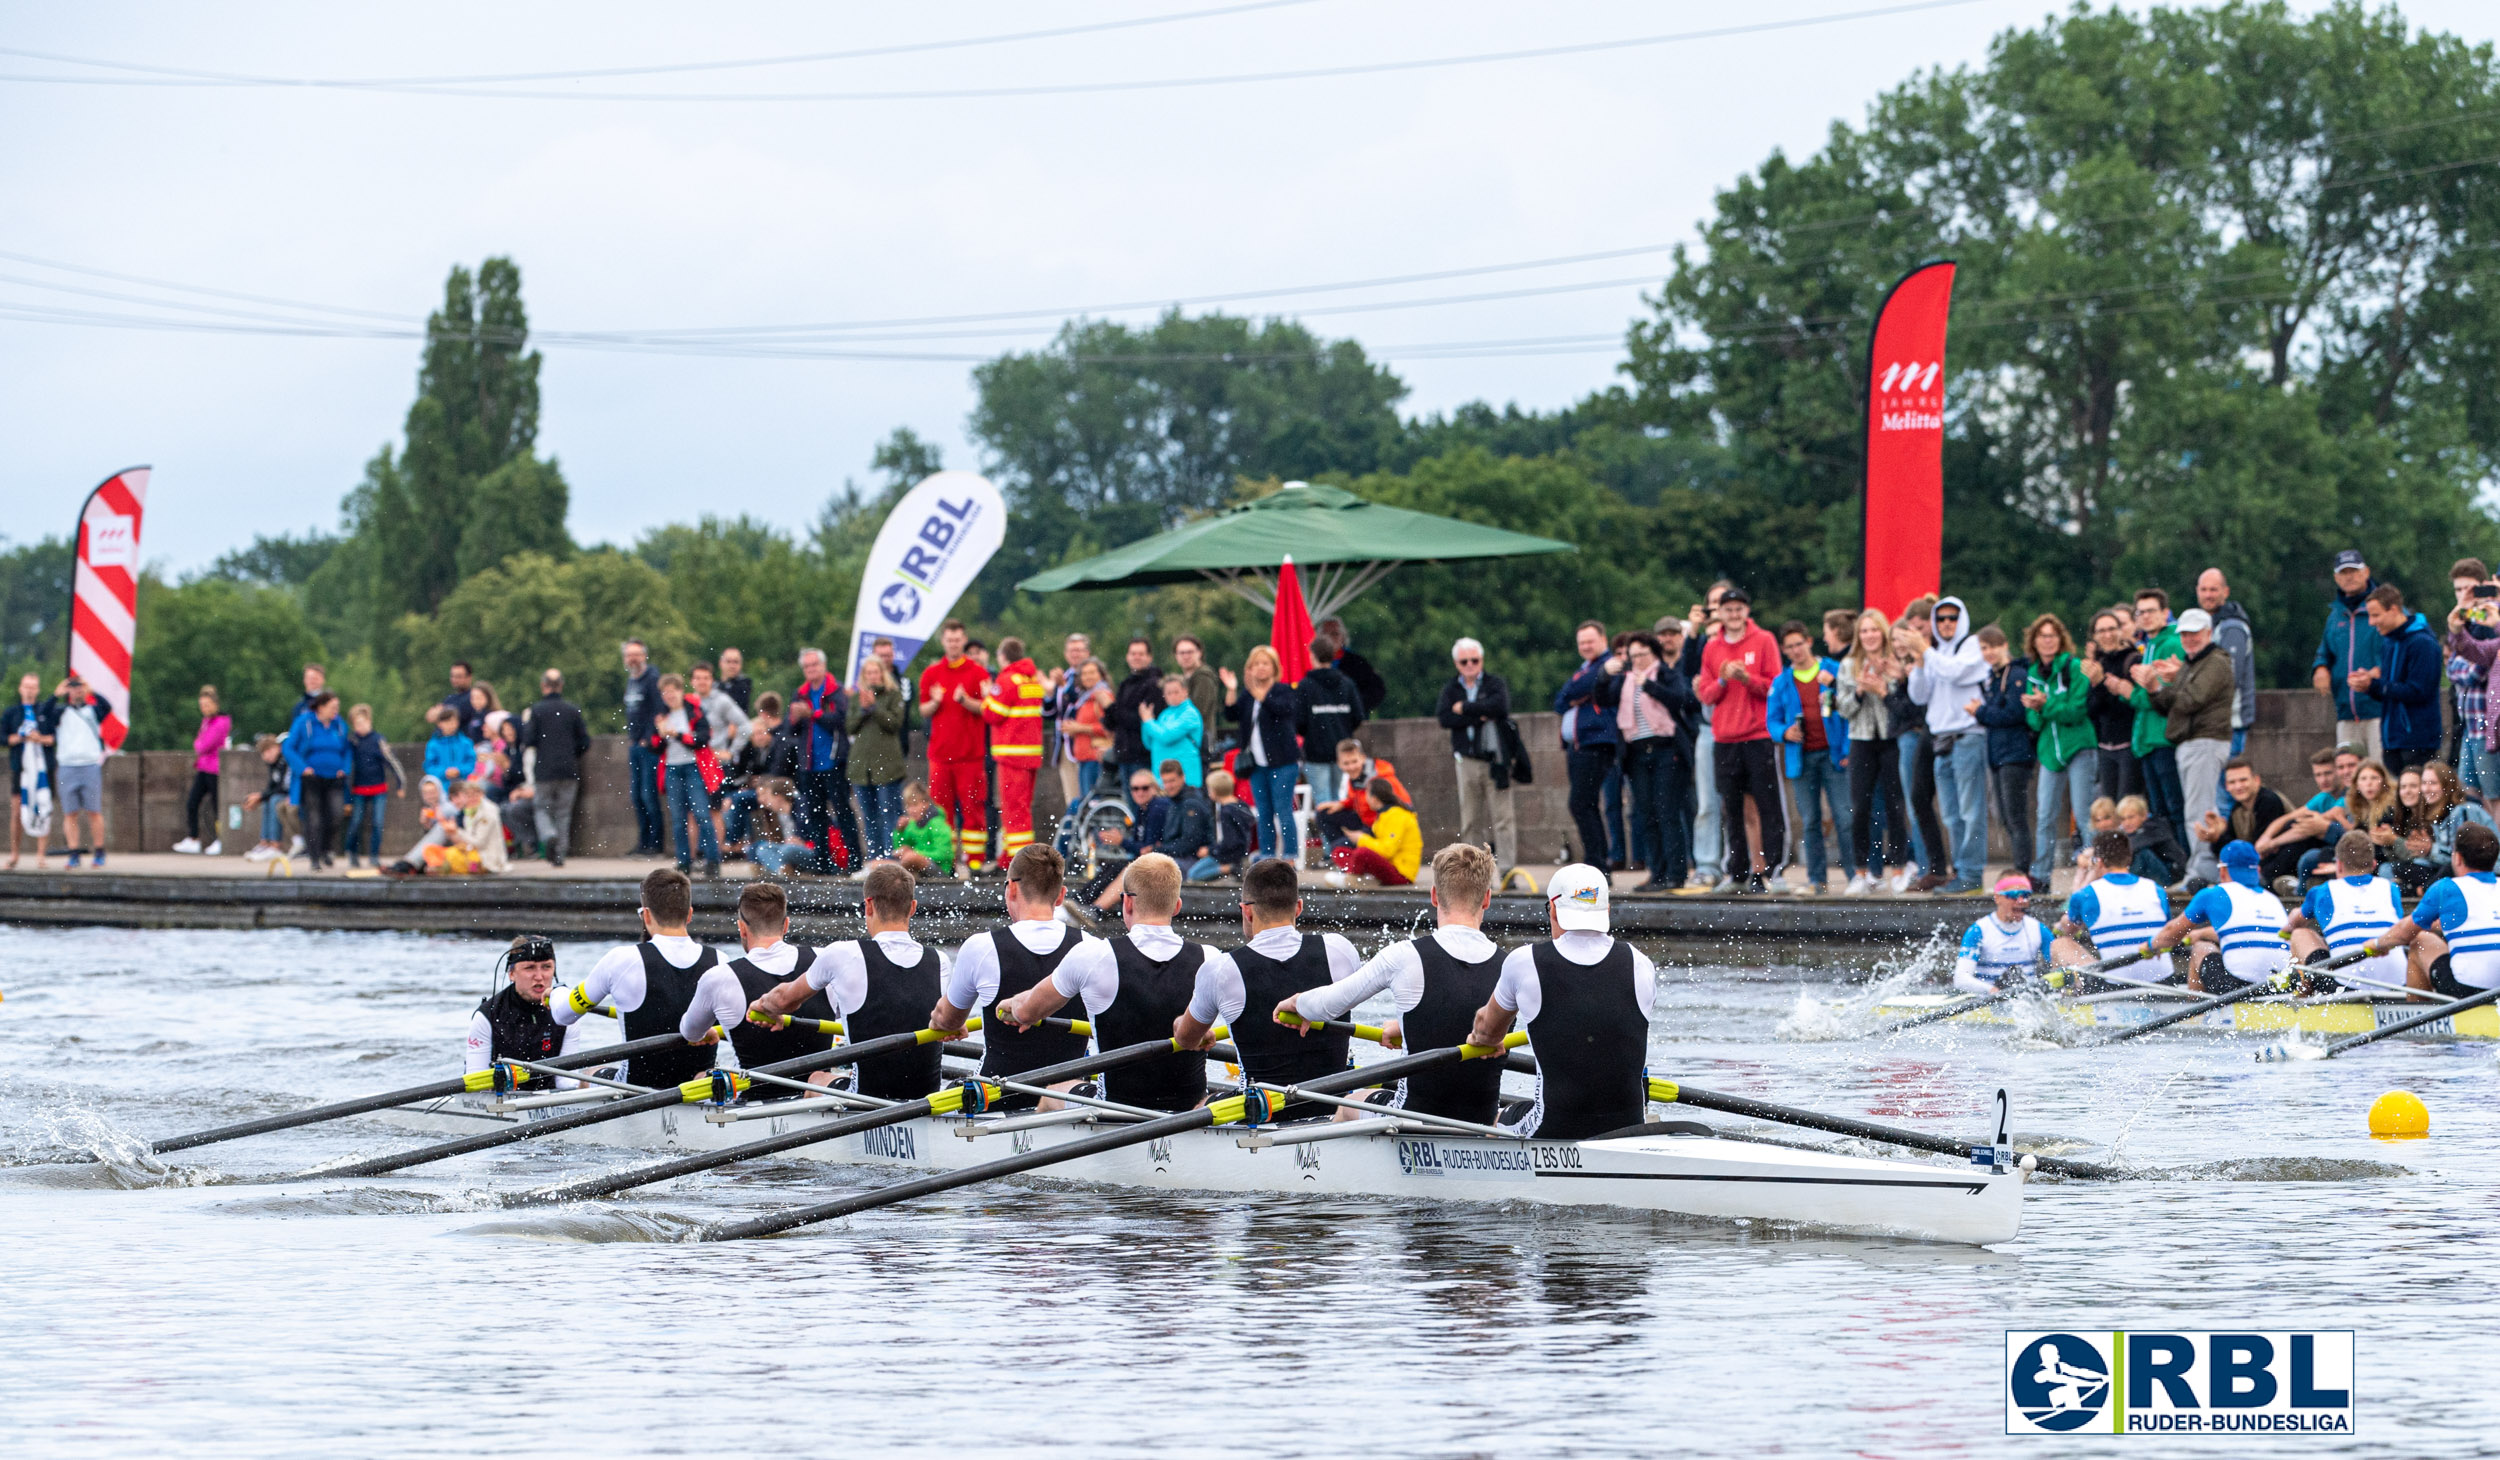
<box><xmin>803</xmin><ymin>930</ymin><xmax>931</xmax><ymax>1014</ymax></box>
<box><xmin>1047</xmin><ymin>923</ymin><xmax>1216</xmax><ymax>1018</ymax></box>
<box><xmin>551</xmin><ymin>934</ymin><xmax>714</xmax><ymax>1059</ymax></box>
<box><xmin>1489</xmin><ymin>932</ymin><xmax>1658</xmax><ymax>1026</ymax></box>
<box><xmin>943</xmin><ymin>921</ymin><xmax>1095</xmax><ymax>1012</ymax></box>
<box><xmin>679</xmin><ymin>939</ymin><xmax>805</xmax><ymax>1042</ymax></box>
<box><xmin>1292</xmin><ymin>926</ymin><xmax>1499</xmax><ymax>1024</ymax></box>
<box><xmin>1185</xmin><ymin>927</ymin><xmax>1364</xmax><ymax>1026</ymax></box>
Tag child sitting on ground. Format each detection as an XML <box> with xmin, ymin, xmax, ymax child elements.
<box><xmin>1208</xmin><ymin>770</ymin><xmax>1257</xmax><ymax>878</ymax></box>
<box><xmin>891</xmin><ymin>781</ymin><xmax>955</xmax><ymax>877</ymax></box>
<box><xmin>1327</xmin><ymin>776</ymin><xmax>1421</xmax><ymax>888</ymax></box>
<box><xmin>1309</xmin><ymin>737</ymin><xmax>1407</xmax><ymax>850</ymax></box>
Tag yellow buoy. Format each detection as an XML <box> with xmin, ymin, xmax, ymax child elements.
<box><xmin>2368</xmin><ymin>1089</ymin><xmax>2429</xmax><ymax>1138</ymax></box>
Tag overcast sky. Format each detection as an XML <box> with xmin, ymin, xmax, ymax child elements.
<box><xmin>4</xmin><ymin>1</ymin><xmax>2493</xmax><ymax>573</ymax></box>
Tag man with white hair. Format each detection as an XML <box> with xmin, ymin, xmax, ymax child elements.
<box><xmin>1434</xmin><ymin>636</ymin><xmax>1517</xmax><ymax>873</ymax></box>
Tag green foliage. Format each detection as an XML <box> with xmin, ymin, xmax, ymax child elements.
<box><xmin>457</xmin><ymin>454</ymin><xmax>574</xmax><ymax>579</ymax></box>
<box><xmin>402</xmin><ymin>551</ymin><xmax>697</xmax><ymax>735</ymax></box>
<box><xmin>205</xmin><ymin>531</ymin><xmax>338</xmax><ymax>589</ymax></box>
<box><xmin>0</xmin><ymin>534</ymin><xmax>72</xmax><ymax>690</ymax></box>
<box><xmin>126</xmin><ymin>575</ymin><xmax>325</xmax><ymax>749</ymax></box>
<box><xmin>632</xmin><ymin>515</ymin><xmax>845</xmax><ymax>681</ymax></box>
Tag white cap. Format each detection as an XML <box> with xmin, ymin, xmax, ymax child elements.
<box><xmin>1545</xmin><ymin>863</ymin><xmax>1610</xmax><ymax>932</ymax></box>
<box><xmin>2176</xmin><ymin>607</ymin><xmax>2213</xmax><ymax>633</ymax></box>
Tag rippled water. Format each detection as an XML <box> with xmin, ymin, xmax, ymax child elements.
<box><xmin>4</xmin><ymin>923</ymin><xmax>2495</xmax><ymax>1457</ymax></box>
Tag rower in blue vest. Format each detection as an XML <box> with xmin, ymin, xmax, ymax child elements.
<box><xmin>2286</xmin><ymin>831</ymin><xmax>2409</xmax><ymax>994</ymax></box>
<box><xmin>2144</xmin><ymin>840</ymin><xmax>2288</xmax><ymax>993</ymax></box>
<box><xmin>2356</xmin><ymin>820</ymin><xmax>2500</xmax><ymax>997</ymax></box>
<box><xmin>1950</xmin><ymin>875</ymin><xmax>2054</xmax><ymax>996</ymax></box>
<box><xmin>2051</xmin><ymin>830</ymin><xmax>2175</xmax><ymax>990</ymax></box>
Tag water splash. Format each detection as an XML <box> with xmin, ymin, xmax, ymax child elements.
<box><xmin>0</xmin><ymin>1104</ymin><xmax>228</xmax><ymax>1187</ymax></box>
<box><xmin>1774</xmin><ymin>929</ymin><xmax>1957</xmax><ymax>1041</ymax></box>
<box><xmin>451</xmin><ymin>1207</ymin><xmax>711</xmax><ymax>1244</ymax></box>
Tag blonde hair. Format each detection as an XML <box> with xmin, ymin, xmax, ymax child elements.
<box><xmin>1207</xmin><ymin>770</ymin><xmax>1236</xmax><ymax>800</ymax></box>
<box><xmin>1242</xmin><ymin>645</ymin><xmax>1282</xmax><ymax>686</ymax></box>
<box><xmin>2115</xmin><ymin>795</ymin><xmax>2150</xmax><ymax>820</ymax></box>
<box><xmin>1431</xmin><ymin>843</ymin><xmax>1497</xmax><ymax>908</ymax></box>
<box><xmin>2089</xmin><ymin>796</ymin><xmax>2116</xmax><ymax>823</ymax></box>
<box><xmin>1122</xmin><ymin>852</ymin><xmax>1183</xmax><ymax>917</ymax></box>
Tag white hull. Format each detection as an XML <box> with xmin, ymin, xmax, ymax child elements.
<box><xmin>375</xmin><ymin>1096</ymin><xmax>2026</xmax><ymax>1246</ymax></box>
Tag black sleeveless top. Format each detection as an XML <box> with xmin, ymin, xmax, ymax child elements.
<box><xmin>1227</xmin><ymin>933</ymin><xmax>1351</xmax><ymax>1121</ymax></box>
<box><xmin>1395</xmin><ymin>937</ymin><xmax>1506</xmax><ymax>1125</ymax></box>
<box><xmin>621</xmin><ymin>941</ymin><xmax>721</xmax><ymax>1089</ymax></box>
<box><xmin>1522</xmin><ymin>940</ymin><xmax>1647</xmax><ymax>1140</ymax></box>
<box><xmin>725</xmin><ymin>947</ymin><xmax>834</xmax><ymax>1098</ymax></box>
<box><xmin>848</xmin><ymin>937</ymin><xmax>943</xmax><ymax>1101</ymax></box>
<box><xmin>475</xmin><ymin>985</ymin><xmax>563</xmax><ymax>1070</ymax></box>
<box><xmin>979</xmin><ymin>926</ymin><xmax>1089</xmax><ymax>1109</ymax></box>
<box><xmin>1092</xmin><ymin>936</ymin><xmax>1208</xmax><ymax>1113</ymax></box>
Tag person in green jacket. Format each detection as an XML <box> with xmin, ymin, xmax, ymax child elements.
<box><xmin>2124</xmin><ymin>589</ymin><xmax>2188</xmax><ymax>839</ymax></box>
<box><xmin>2021</xmin><ymin>614</ymin><xmax>2095</xmax><ymax>885</ymax></box>
<box><xmin>845</xmin><ymin>655</ymin><xmax>910</xmax><ymax>859</ymax></box>
<box><xmin>891</xmin><ymin>780</ymin><xmax>956</xmax><ymax>877</ymax></box>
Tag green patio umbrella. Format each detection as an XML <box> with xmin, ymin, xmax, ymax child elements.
<box><xmin>1015</xmin><ymin>481</ymin><xmax>1575</xmax><ymax>619</ymax></box>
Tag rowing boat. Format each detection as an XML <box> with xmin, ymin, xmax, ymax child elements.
<box><xmin>1874</xmin><ymin>990</ymin><xmax>2500</xmax><ymax>1038</ymax></box>
<box><xmin>370</xmin><ymin>1075</ymin><xmax>2027</xmax><ymax>1246</ymax></box>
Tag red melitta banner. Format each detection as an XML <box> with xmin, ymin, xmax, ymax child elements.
<box><xmin>70</xmin><ymin>466</ymin><xmax>151</xmax><ymax>750</ymax></box>
<box><xmin>1861</xmin><ymin>261</ymin><xmax>1955</xmax><ymax>619</ymax></box>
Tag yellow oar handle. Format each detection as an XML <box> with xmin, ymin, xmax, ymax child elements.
<box><xmin>1459</xmin><ymin>1031</ymin><xmax>1530</xmax><ymax>1060</ymax></box>
<box><xmin>747</xmin><ymin>1012</ymin><xmax>846</xmax><ymax>1035</ymax></box>
<box><xmin>1208</xmin><ymin>1089</ymin><xmax>1287</xmax><ymax>1126</ymax></box>
<box><xmin>676</xmin><ymin>1072</ymin><xmax>750</xmax><ymax>1104</ymax></box>
<box><xmin>928</xmin><ymin>1080</ymin><xmax>1001</xmax><ymax>1116</ymax></box>
<box><xmin>463</xmin><ymin>1065</ymin><xmax>535</xmax><ymax>1093</ymax></box>
<box><xmin>1646</xmin><ymin>1077</ymin><xmax>1680</xmax><ymax>1103</ymax></box>
<box><xmin>1274</xmin><ymin>1010</ymin><xmax>1389</xmax><ymax>1044</ymax></box>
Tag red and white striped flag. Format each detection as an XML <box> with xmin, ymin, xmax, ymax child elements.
<box><xmin>70</xmin><ymin>466</ymin><xmax>150</xmax><ymax>750</ymax></box>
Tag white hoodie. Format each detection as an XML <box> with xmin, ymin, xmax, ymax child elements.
<box><xmin>1908</xmin><ymin>594</ymin><xmax>1990</xmax><ymax>737</ymax></box>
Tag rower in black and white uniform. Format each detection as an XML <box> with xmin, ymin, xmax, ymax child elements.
<box><xmin>2359</xmin><ymin>821</ymin><xmax>2500</xmax><ymax>997</ymax></box>
<box><xmin>549</xmin><ymin>866</ymin><xmax>721</xmax><ymax>1090</ymax></box>
<box><xmin>749</xmin><ymin>861</ymin><xmax>946</xmax><ymax>1101</ymax></box>
<box><xmin>678</xmin><ymin>881</ymin><xmax>835</xmax><ymax>1100</ymax></box>
<box><xmin>464</xmin><ymin>934</ymin><xmax>563</xmax><ymax>1075</ymax></box>
<box><xmin>1173</xmin><ymin>857</ymin><xmax>1362</xmax><ymax>1122</ymax></box>
<box><xmin>997</xmin><ymin>851</ymin><xmax>1219</xmax><ymax>1113</ymax></box>
<box><xmin>1464</xmin><ymin>862</ymin><xmax>1658</xmax><ymax>1141</ymax></box>
<box><xmin>931</xmin><ymin>845</ymin><xmax>1099</xmax><ymax>1111</ymax></box>
<box><xmin>2287</xmin><ymin>832</ymin><xmax>2409</xmax><ymax>993</ymax></box>
<box><xmin>1272</xmin><ymin>842</ymin><xmax>1504</xmax><ymax>1125</ymax></box>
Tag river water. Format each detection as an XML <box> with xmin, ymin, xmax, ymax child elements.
<box><xmin>2</xmin><ymin>923</ymin><xmax>2493</xmax><ymax>1457</ymax></box>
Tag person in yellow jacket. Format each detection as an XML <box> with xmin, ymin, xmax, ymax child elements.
<box><xmin>1328</xmin><ymin>777</ymin><xmax>1421</xmax><ymax>886</ymax></box>
<box><xmin>983</xmin><ymin>636</ymin><xmax>1049</xmax><ymax>864</ymax></box>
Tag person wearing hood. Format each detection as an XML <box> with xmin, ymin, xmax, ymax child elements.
<box><xmin>2312</xmin><ymin>550</ymin><xmax>2384</xmax><ymax>761</ymax></box>
<box><xmin>2145</xmin><ymin>606</ymin><xmax>2236</xmax><ymax>886</ymax></box>
<box><xmin>1907</xmin><ymin>594</ymin><xmax>1991</xmax><ymax>895</ymax></box>
<box><xmin>2355</xmin><ymin>584</ymin><xmax>2443</xmax><ymax>774</ymax></box>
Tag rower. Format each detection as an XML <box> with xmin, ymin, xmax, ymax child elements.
<box><xmin>1462</xmin><ymin>862</ymin><xmax>1657</xmax><ymax>1140</ymax></box>
<box><xmin>1271</xmin><ymin>842</ymin><xmax>1504</xmax><ymax>1125</ymax></box>
<box><xmin>1173</xmin><ymin>857</ymin><xmax>1362</xmax><ymax>1122</ymax></box>
<box><xmin>931</xmin><ymin>845</ymin><xmax>1097</xmax><ymax>1110</ymax></box>
<box><xmin>750</xmin><ymin>860</ymin><xmax>945</xmax><ymax>1100</ymax></box>
<box><xmin>2358</xmin><ymin>822</ymin><xmax>2500</xmax><ymax>997</ymax></box>
<box><xmin>681</xmin><ymin>881</ymin><xmax>835</xmax><ymax>1100</ymax></box>
<box><xmin>550</xmin><ymin>866</ymin><xmax>721</xmax><ymax>1090</ymax></box>
<box><xmin>2287</xmin><ymin>832</ymin><xmax>2407</xmax><ymax>993</ymax></box>
<box><xmin>2052</xmin><ymin>829</ymin><xmax>2174</xmax><ymax>989</ymax></box>
<box><xmin>2149</xmin><ymin>841</ymin><xmax>2289</xmax><ymax>994</ymax></box>
<box><xmin>995</xmin><ymin>851</ymin><xmax>1218</xmax><ymax>1113</ymax></box>
<box><xmin>1951</xmin><ymin>875</ymin><xmax>2053</xmax><ymax>996</ymax></box>
<box><xmin>465</xmin><ymin>934</ymin><xmax>563</xmax><ymax>1075</ymax></box>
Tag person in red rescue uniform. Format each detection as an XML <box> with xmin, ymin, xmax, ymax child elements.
<box><xmin>918</xmin><ymin>619</ymin><xmax>994</xmax><ymax>874</ymax></box>
<box><xmin>1695</xmin><ymin>586</ymin><xmax>1787</xmax><ymax>893</ymax></box>
<box><xmin>985</xmin><ymin>636</ymin><xmax>1049</xmax><ymax>865</ymax></box>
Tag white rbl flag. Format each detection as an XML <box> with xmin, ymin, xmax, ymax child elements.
<box><xmin>70</xmin><ymin>466</ymin><xmax>150</xmax><ymax>750</ymax></box>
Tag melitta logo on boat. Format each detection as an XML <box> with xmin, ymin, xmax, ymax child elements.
<box><xmin>1394</xmin><ymin>1138</ymin><xmax>1533</xmax><ymax>1179</ymax></box>
<box><xmin>2004</xmin><ymin>1331</ymin><xmax>2355</xmax><ymax>1435</ymax></box>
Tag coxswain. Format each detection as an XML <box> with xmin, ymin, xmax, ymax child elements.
<box><xmin>549</xmin><ymin>866</ymin><xmax>721</xmax><ymax>1089</ymax></box>
<box><xmin>2146</xmin><ymin>841</ymin><xmax>2289</xmax><ymax>993</ymax></box>
<box><xmin>995</xmin><ymin>851</ymin><xmax>1218</xmax><ymax>1113</ymax></box>
<box><xmin>2051</xmin><ymin>830</ymin><xmax>2174</xmax><ymax>989</ymax></box>
<box><xmin>930</xmin><ymin>845</ymin><xmax>1097</xmax><ymax>1110</ymax></box>
<box><xmin>1270</xmin><ymin>842</ymin><xmax>1504</xmax><ymax>1124</ymax></box>
<box><xmin>2286</xmin><ymin>832</ymin><xmax>2408</xmax><ymax>993</ymax></box>
<box><xmin>1462</xmin><ymin>863</ymin><xmax>1658</xmax><ymax>1141</ymax></box>
<box><xmin>465</xmin><ymin>934</ymin><xmax>563</xmax><ymax>1075</ymax></box>
<box><xmin>679</xmin><ymin>881</ymin><xmax>835</xmax><ymax>1100</ymax></box>
<box><xmin>1950</xmin><ymin>875</ymin><xmax>2054</xmax><ymax>996</ymax></box>
<box><xmin>1173</xmin><ymin>857</ymin><xmax>1362</xmax><ymax>1122</ymax></box>
<box><xmin>749</xmin><ymin>861</ymin><xmax>945</xmax><ymax>1100</ymax></box>
<box><xmin>2357</xmin><ymin>821</ymin><xmax>2500</xmax><ymax>997</ymax></box>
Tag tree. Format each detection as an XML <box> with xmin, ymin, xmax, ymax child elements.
<box><xmin>127</xmin><ymin>576</ymin><xmax>325</xmax><ymax>749</ymax></box>
<box><xmin>402</xmin><ymin>551</ymin><xmax>697</xmax><ymax>734</ymax></box>
<box><xmin>0</xmin><ymin>534</ymin><xmax>73</xmax><ymax>690</ymax></box>
<box><xmin>633</xmin><ymin>516</ymin><xmax>845</xmax><ymax>681</ymax></box>
<box><xmin>457</xmin><ymin>454</ymin><xmax>574</xmax><ymax>579</ymax></box>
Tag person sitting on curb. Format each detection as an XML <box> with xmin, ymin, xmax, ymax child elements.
<box><xmin>1327</xmin><ymin>777</ymin><xmax>1423</xmax><ymax>888</ymax></box>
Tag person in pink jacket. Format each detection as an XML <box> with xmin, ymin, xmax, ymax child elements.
<box><xmin>175</xmin><ymin>685</ymin><xmax>232</xmax><ymax>855</ymax></box>
<box><xmin>1695</xmin><ymin>588</ymin><xmax>1787</xmax><ymax>892</ymax></box>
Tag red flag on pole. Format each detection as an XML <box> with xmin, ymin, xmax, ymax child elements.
<box><xmin>70</xmin><ymin>466</ymin><xmax>151</xmax><ymax>750</ymax></box>
<box><xmin>1271</xmin><ymin>556</ymin><xmax>1315</xmax><ymax>684</ymax></box>
<box><xmin>1860</xmin><ymin>261</ymin><xmax>1955</xmax><ymax>619</ymax></box>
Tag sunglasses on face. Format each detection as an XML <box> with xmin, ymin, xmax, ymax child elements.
<box><xmin>1455</xmin><ymin>656</ymin><xmax>1482</xmax><ymax>666</ymax></box>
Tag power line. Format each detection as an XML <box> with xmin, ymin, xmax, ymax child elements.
<box><xmin>0</xmin><ymin>0</ymin><xmax>1320</xmax><ymax>87</ymax></box>
<box><xmin>0</xmin><ymin>1</ymin><xmax>1997</xmax><ymax>102</ymax></box>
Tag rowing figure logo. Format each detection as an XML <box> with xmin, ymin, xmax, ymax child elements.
<box><xmin>2009</xmin><ymin>1334</ymin><xmax>2110</xmax><ymax>1432</ymax></box>
<box><xmin>1148</xmin><ymin>1137</ymin><xmax>1172</xmax><ymax>1170</ymax></box>
<box><xmin>878</xmin><ymin>582</ymin><xmax>920</xmax><ymax>624</ymax></box>
<box><xmin>1012</xmin><ymin>1128</ymin><xmax>1034</xmax><ymax>1156</ymax></box>
<box><xmin>1296</xmin><ymin>1143</ymin><xmax>1322</xmax><ymax>1174</ymax></box>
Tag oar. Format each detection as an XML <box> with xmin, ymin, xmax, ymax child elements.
<box><xmin>698</xmin><ymin>1032</ymin><xmax>1531</xmax><ymax>1242</ymax></box>
<box><xmin>2255</xmin><ymin>981</ymin><xmax>2500</xmax><ymax>1062</ymax></box>
<box><xmin>147</xmin><ymin>1031</ymin><xmax>694</xmax><ymax>1155</ymax></box>
<box><xmin>1871</xmin><ymin>944</ymin><xmax>2177</xmax><ymax>1037</ymax></box>
<box><xmin>2087</xmin><ymin>947</ymin><xmax>2373</xmax><ymax>1046</ymax></box>
<box><xmin>520</xmin><ymin>1033</ymin><xmax>1207</xmax><ymax>1204</ymax></box>
<box><xmin>300</xmin><ymin>1019</ymin><xmax>993</xmax><ymax>1181</ymax></box>
<box><xmin>1644</xmin><ymin>1076</ymin><xmax>2122</xmax><ymax>1180</ymax></box>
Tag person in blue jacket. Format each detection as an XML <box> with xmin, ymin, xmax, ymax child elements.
<box><xmin>1768</xmin><ymin>620</ymin><xmax>1854</xmax><ymax>893</ymax></box>
<box><xmin>2312</xmin><ymin>550</ymin><xmax>2384</xmax><ymax>759</ymax></box>
<box><xmin>1553</xmin><ymin>620</ymin><xmax>1623</xmax><ymax>869</ymax></box>
<box><xmin>283</xmin><ymin>691</ymin><xmax>353</xmax><ymax>870</ymax></box>
<box><xmin>2352</xmin><ymin>584</ymin><xmax>2442</xmax><ymax>774</ymax></box>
